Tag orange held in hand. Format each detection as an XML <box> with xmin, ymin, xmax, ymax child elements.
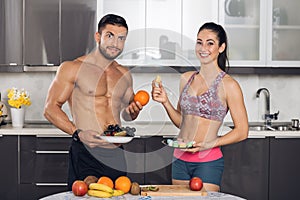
<box><xmin>115</xmin><ymin>176</ymin><xmax>132</xmax><ymax>193</ymax></box>
<box><xmin>97</xmin><ymin>176</ymin><xmax>114</xmax><ymax>189</ymax></box>
<box><xmin>134</xmin><ymin>90</ymin><xmax>150</xmax><ymax>106</ymax></box>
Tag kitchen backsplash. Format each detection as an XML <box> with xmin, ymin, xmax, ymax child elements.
<box><xmin>0</xmin><ymin>71</ymin><xmax>299</xmax><ymax>123</ymax></box>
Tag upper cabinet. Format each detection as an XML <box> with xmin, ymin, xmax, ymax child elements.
<box><xmin>60</xmin><ymin>0</ymin><xmax>97</xmax><ymax>62</ymax></box>
<box><xmin>219</xmin><ymin>0</ymin><xmax>300</xmax><ymax>67</ymax></box>
<box><xmin>0</xmin><ymin>0</ymin><xmax>96</xmax><ymax>66</ymax></box>
<box><xmin>219</xmin><ymin>0</ymin><xmax>264</xmax><ymax>66</ymax></box>
<box><xmin>182</xmin><ymin>0</ymin><xmax>219</xmax><ymax>66</ymax></box>
<box><xmin>2</xmin><ymin>0</ymin><xmax>299</xmax><ymax>67</ymax></box>
<box><xmin>268</xmin><ymin>0</ymin><xmax>300</xmax><ymax>67</ymax></box>
<box><xmin>97</xmin><ymin>0</ymin><xmax>218</xmax><ymax>66</ymax></box>
<box><xmin>98</xmin><ymin>0</ymin><xmax>300</xmax><ymax>67</ymax></box>
<box><xmin>0</xmin><ymin>0</ymin><xmax>23</xmax><ymax>65</ymax></box>
<box><xmin>145</xmin><ymin>0</ymin><xmax>183</xmax><ymax>66</ymax></box>
<box><xmin>24</xmin><ymin>0</ymin><xmax>97</xmax><ymax>66</ymax></box>
<box><xmin>24</xmin><ymin>0</ymin><xmax>60</xmax><ymax>65</ymax></box>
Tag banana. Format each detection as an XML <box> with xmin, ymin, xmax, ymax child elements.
<box><xmin>112</xmin><ymin>189</ymin><xmax>124</xmax><ymax>196</ymax></box>
<box><xmin>89</xmin><ymin>183</ymin><xmax>113</xmax><ymax>193</ymax></box>
<box><xmin>155</xmin><ymin>75</ymin><xmax>161</xmax><ymax>83</ymax></box>
<box><xmin>88</xmin><ymin>189</ymin><xmax>113</xmax><ymax>198</ymax></box>
<box><xmin>114</xmin><ymin>131</ymin><xmax>127</xmax><ymax>136</ymax></box>
<box><xmin>154</xmin><ymin>75</ymin><xmax>161</xmax><ymax>87</ymax></box>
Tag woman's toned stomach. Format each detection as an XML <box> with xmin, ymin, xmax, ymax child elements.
<box><xmin>178</xmin><ymin>115</ymin><xmax>222</xmax><ymax>143</ymax></box>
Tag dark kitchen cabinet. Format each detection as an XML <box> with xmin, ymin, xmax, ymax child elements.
<box><xmin>144</xmin><ymin>136</ymin><xmax>174</xmax><ymax>185</ymax></box>
<box><xmin>24</xmin><ymin>0</ymin><xmax>96</xmax><ymax>66</ymax></box>
<box><xmin>24</xmin><ymin>0</ymin><xmax>60</xmax><ymax>65</ymax></box>
<box><xmin>221</xmin><ymin>138</ymin><xmax>269</xmax><ymax>200</ymax></box>
<box><xmin>0</xmin><ymin>0</ymin><xmax>23</xmax><ymax>65</ymax></box>
<box><xmin>61</xmin><ymin>0</ymin><xmax>96</xmax><ymax>62</ymax></box>
<box><xmin>123</xmin><ymin>138</ymin><xmax>146</xmax><ymax>184</ymax></box>
<box><xmin>269</xmin><ymin>137</ymin><xmax>300</xmax><ymax>200</ymax></box>
<box><xmin>19</xmin><ymin>135</ymin><xmax>72</xmax><ymax>200</ymax></box>
<box><xmin>0</xmin><ymin>135</ymin><xmax>18</xmax><ymax>200</ymax></box>
<box><xmin>123</xmin><ymin>136</ymin><xmax>174</xmax><ymax>185</ymax></box>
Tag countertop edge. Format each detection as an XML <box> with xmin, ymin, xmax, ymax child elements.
<box><xmin>1</xmin><ymin>127</ymin><xmax>300</xmax><ymax>137</ymax></box>
<box><xmin>1</xmin><ymin>65</ymin><xmax>300</xmax><ymax>75</ymax></box>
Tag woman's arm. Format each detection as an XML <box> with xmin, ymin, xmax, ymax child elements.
<box><xmin>151</xmin><ymin>73</ymin><xmax>191</xmax><ymax>128</ymax></box>
<box><xmin>187</xmin><ymin>76</ymin><xmax>248</xmax><ymax>152</ymax></box>
<box><xmin>215</xmin><ymin>77</ymin><xmax>249</xmax><ymax>146</ymax></box>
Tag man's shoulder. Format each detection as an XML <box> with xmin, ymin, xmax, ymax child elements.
<box><xmin>55</xmin><ymin>60</ymin><xmax>82</xmax><ymax>79</ymax></box>
<box><xmin>59</xmin><ymin>59</ymin><xmax>82</xmax><ymax>70</ymax></box>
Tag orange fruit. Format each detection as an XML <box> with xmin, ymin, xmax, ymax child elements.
<box><xmin>114</xmin><ymin>176</ymin><xmax>131</xmax><ymax>193</ymax></box>
<box><xmin>134</xmin><ymin>90</ymin><xmax>150</xmax><ymax>106</ymax></box>
<box><xmin>97</xmin><ymin>176</ymin><xmax>114</xmax><ymax>188</ymax></box>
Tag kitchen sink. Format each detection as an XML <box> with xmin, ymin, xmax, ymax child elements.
<box><xmin>227</xmin><ymin>122</ymin><xmax>294</xmax><ymax>131</ymax></box>
<box><xmin>248</xmin><ymin>124</ymin><xmax>290</xmax><ymax>131</ymax></box>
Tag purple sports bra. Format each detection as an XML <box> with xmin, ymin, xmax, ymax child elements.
<box><xmin>179</xmin><ymin>71</ymin><xmax>228</xmax><ymax>121</ymax></box>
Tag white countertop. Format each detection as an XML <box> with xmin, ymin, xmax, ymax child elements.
<box><xmin>0</xmin><ymin>122</ymin><xmax>300</xmax><ymax>138</ymax></box>
<box><xmin>0</xmin><ymin>121</ymin><xmax>179</xmax><ymax>137</ymax></box>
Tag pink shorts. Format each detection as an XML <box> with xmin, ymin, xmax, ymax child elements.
<box><xmin>173</xmin><ymin>147</ymin><xmax>223</xmax><ymax>162</ymax></box>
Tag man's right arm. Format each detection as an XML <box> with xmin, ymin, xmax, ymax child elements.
<box><xmin>44</xmin><ymin>61</ymin><xmax>78</xmax><ymax>135</ymax></box>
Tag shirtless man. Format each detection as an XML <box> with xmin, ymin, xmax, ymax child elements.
<box><xmin>44</xmin><ymin>14</ymin><xmax>142</xmax><ymax>190</ymax></box>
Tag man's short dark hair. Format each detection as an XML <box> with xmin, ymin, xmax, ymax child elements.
<box><xmin>98</xmin><ymin>14</ymin><xmax>128</xmax><ymax>33</ymax></box>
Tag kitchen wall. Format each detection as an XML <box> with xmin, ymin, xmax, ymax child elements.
<box><xmin>0</xmin><ymin>71</ymin><xmax>299</xmax><ymax>124</ymax></box>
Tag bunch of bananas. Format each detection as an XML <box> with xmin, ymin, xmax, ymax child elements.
<box><xmin>88</xmin><ymin>183</ymin><xmax>124</xmax><ymax>198</ymax></box>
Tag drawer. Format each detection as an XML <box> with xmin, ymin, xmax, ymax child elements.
<box><xmin>20</xmin><ymin>183</ymin><xmax>67</xmax><ymax>200</ymax></box>
<box><xmin>20</xmin><ymin>135</ymin><xmax>72</xmax><ymax>151</ymax></box>
<box><xmin>20</xmin><ymin>151</ymin><xmax>69</xmax><ymax>183</ymax></box>
<box><xmin>20</xmin><ymin>136</ymin><xmax>71</xmax><ymax>184</ymax></box>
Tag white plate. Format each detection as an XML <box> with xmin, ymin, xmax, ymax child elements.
<box><xmin>161</xmin><ymin>139</ymin><xmax>194</xmax><ymax>149</ymax></box>
<box><xmin>99</xmin><ymin>136</ymin><xmax>134</xmax><ymax>143</ymax></box>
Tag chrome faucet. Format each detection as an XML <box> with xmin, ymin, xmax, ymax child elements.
<box><xmin>256</xmin><ymin>88</ymin><xmax>279</xmax><ymax>126</ymax></box>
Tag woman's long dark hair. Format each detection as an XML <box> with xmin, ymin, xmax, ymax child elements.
<box><xmin>198</xmin><ymin>22</ymin><xmax>230</xmax><ymax>72</ymax></box>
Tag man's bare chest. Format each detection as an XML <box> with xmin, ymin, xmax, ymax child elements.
<box><xmin>75</xmin><ymin>67</ymin><xmax>128</xmax><ymax>97</ymax></box>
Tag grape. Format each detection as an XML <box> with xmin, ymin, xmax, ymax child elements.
<box><xmin>105</xmin><ymin>124</ymin><xmax>136</xmax><ymax>137</ymax></box>
<box><xmin>107</xmin><ymin>124</ymin><xmax>114</xmax><ymax>131</ymax></box>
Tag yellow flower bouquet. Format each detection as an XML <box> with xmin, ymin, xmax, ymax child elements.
<box><xmin>7</xmin><ymin>87</ymin><xmax>31</xmax><ymax>109</ymax></box>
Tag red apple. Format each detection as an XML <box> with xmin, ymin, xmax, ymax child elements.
<box><xmin>72</xmin><ymin>180</ymin><xmax>88</xmax><ymax>196</ymax></box>
<box><xmin>189</xmin><ymin>177</ymin><xmax>203</xmax><ymax>191</ymax></box>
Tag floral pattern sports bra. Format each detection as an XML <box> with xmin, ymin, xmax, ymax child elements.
<box><xmin>179</xmin><ymin>71</ymin><xmax>228</xmax><ymax>121</ymax></box>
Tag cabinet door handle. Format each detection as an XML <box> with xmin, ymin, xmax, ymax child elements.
<box><xmin>0</xmin><ymin>135</ymin><xmax>3</xmax><ymax>137</ymax></box>
<box><xmin>162</xmin><ymin>135</ymin><xmax>177</xmax><ymax>138</ymax></box>
<box><xmin>275</xmin><ymin>136</ymin><xmax>300</xmax><ymax>139</ymax></box>
<box><xmin>35</xmin><ymin>183</ymin><xmax>67</xmax><ymax>186</ymax></box>
<box><xmin>248</xmin><ymin>135</ymin><xmax>266</xmax><ymax>138</ymax></box>
<box><xmin>35</xmin><ymin>150</ymin><xmax>69</xmax><ymax>154</ymax></box>
<box><xmin>36</xmin><ymin>135</ymin><xmax>71</xmax><ymax>138</ymax></box>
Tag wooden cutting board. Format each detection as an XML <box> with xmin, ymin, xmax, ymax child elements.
<box><xmin>141</xmin><ymin>185</ymin><xmax>207</xmax><ymax>196</ymax></box>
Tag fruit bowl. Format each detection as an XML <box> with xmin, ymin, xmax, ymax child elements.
<box><xmin>99</xmin><ymin>136</ymin><xmax>134</xmax><ymax>143</ymax></box>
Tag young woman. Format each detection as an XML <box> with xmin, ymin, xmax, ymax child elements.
<box><xmin>151</xmin><ymin>22</ymin><xmax>248</xmax><ymax>192</ymax></box>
